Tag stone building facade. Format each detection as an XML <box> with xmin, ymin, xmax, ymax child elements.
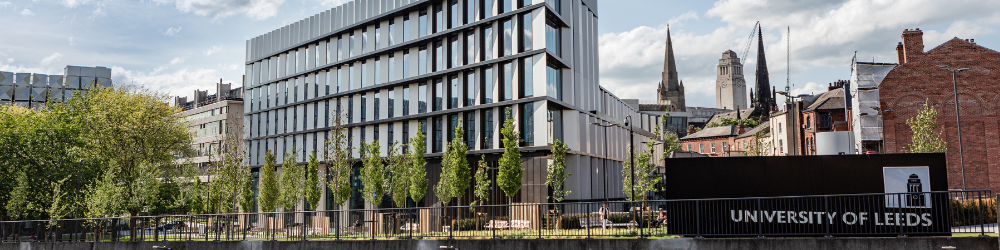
<box><xmin>657</xmin><ymin>26</ymin><xmax>685</xmax><ymax>111</ymax></box>
<box><xmin>716</xmin><ymin>50</ymin><xmax>746</xmax><ymax>110</ymax></box>
<box><xmin>880</xmin><ymin>28</ymin><xmax>1000</xmax><ymax>192</ymax></box>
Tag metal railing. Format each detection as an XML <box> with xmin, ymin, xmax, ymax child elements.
<box><xmin>1</xmin><ymin>190</ymin><xmax>993</xmax><ymax>242</ymax></box>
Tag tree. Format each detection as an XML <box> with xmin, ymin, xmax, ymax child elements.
<box><xmin>239</xmin><ymin>168</ymin><xmax>255</xmax><ymax>213</ymax></box>
<box><xmin>360</xmin><ymin>141</ymin><xmax>386</xmax><ymax>206</ymax></box>
<box><xmin>622</xmin><ymin>140</ymin><xmax>662</xmax><ymax>201</ymax></box>
<box><xmin>205</xmin><ymin>126</ymin><xmax>249</xmax><ymax>213</ymax></box>
<box><xmin>66</xmin><ymin>85</ymin><xmax>190</xmax><ymax>240</ymax></box>
<box><xmin>280</xmin><ymin>151</ymin><xmax>302</xmax><ymax>211</ymax></box>
<box><xmin>471</xmin><ymin>155</ymin><xmax>491</xmax><ymax>209</ymax></box>
<box><xmin>907</xmin><ymin>100</ymin><xmax>947</xmax><ymax>153</ymax></box>
<box><xmin>497</xmin><ymin>108</ymin><xmax>523</xmax><ymax>204</ymax></box>
<box><xmin>435</xmin><ymin>119</ymin><xmax>470</xmax><ymax>206</ymax></box>
<box><xmin>408</xmin><ymin>123</ymin><xmax>428</xmax><ymax>204</ymax></box>
<box><xmin>706</xmin><ymin>117</ymin><xmax>759</xmax><ymax>129</ymax></box>
<box><xmin>546</xmin><ymin>139</ymin><xmax>571</xmax><ymax>202</ymax></box>
<box><xmin>0</xmin><ymin>104</ymin><xmax>90</xmax><ymax>220</ymax></box>
<box><xmin>745</xmin><ymin>129</ymin><xmax>772</xmax><ymax>157</ymax></box>
<box><xmin>305</xmin><ymin>151</ymin><xmax>322</xmax><ymax>210</ymax></box>
<box><xmin>259</xmin><ymin>150</ymin><xmax>280</xmax><ymax>213</ymax></box>
<box><xmin>654</xmin><ymin>111</ymin><xmax>681</xmax><ymax>160</ymax></box>
<box><xmin>386</xmin><ymin>142</ymin><xmax>411</xmax><ymax>208</ymax></box>
<box><xmin>324</xmin><ymin>111</ymin><xmax>353</xmax><ymax>208</ymax></box>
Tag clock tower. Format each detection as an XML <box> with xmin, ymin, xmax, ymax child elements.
<box><xmin>716</xmin><ymin>50</ymin><xmax>747</xmax><ymax>110</ymax></box>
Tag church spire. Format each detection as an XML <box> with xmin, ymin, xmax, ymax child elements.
<box><xmin>752</xmin><ymin>25</ymin><xmax>775</xmax><ymax>116</ymax></box>
<box><xmin>656</xmin><ymin>24</ymin><xmax>686</xmax><ymax>110</ymax></box>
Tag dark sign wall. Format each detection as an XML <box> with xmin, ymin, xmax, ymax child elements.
<box><xmin>660</xmin><ymin>153</ymin><xmax>948</xmax><ymax>199</ymax></box>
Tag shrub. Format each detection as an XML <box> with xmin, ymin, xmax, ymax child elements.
<box><xmin>951</xmin><ymin>198</ymin><xmax>996</xmax><ymax>227</ymax></box>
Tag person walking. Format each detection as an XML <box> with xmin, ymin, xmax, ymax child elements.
<box><xmin>598</xmin><ymin>203</ymin><xmax>611</xmax><ymax>230</ymax></box>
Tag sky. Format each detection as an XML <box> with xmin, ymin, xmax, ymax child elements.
<box><xmin>1</xmin><ymin>0</ymin><xmax>998</xmax><ymax>109</ymax></box>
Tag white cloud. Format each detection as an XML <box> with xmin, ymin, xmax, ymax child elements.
<box><xmin>61</xmin><ymin>0</ymin><xmax>93</xmax><ymax>8</ymax></box>
<box><xmin>789</xmin><ymin>81</ymin><xmax>828</xmax><ymax>96</ymax></box>
<box><xmin>164</xmin><ymin>27</ymin><xmax>183</xmax><ymax>36</ymax></box>
<box><xmin>204</xmin><ymin>45</ymin><xmax>222</xmax><ymax>56</ymax></box>
<box><xmin>318</xmin><ymin>0</ymin><xmax>350</xmax><ymax>6</ymax></box>
<box><xmin>0</xmin><ymin>2</ymin><xmax>12</xmax><ymax>8</ymax></box>
<box><xmin>169</xmin><ymin>57</ymin><xmax>185</xmax><ymax>65</ymax></box>
<box><xmin>111</xmin><ymin>66</ymin><xmax>223</xmax><ymax>97</ymax></box>
<box><xmin>669</xmin><ymin>10</ymin><xmax>699</xmax><ymax>25</ymax></box>
<box><xmin>20</xmin><ymin>9</ymin><xmax>34</xmax><ymax>16</ymax></box>
<box><xmin>69</xmin><ymin>36</ymin><xmax>75</xmax><ymax>46</ymax></box>
<box><xmin>40</xmin><ymin>53</ymin><xmax>63</xmax><ymax>65</ymax></box>
<box><xmin>154</xmin><ymin>0</ymin><xmax>288</xmax><ymax>20</ymax></box>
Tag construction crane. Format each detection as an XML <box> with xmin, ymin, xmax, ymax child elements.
<box><xmin>739</xmin><ymin>21</ymin><xmax>759</xmax><ymax>65</ymax></box>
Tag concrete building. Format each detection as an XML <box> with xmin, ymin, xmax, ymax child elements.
<box><xmin>716</xmin><ymin>50</ymin><xmax>746</xmax><ymax>110</ymax></box>
<box><xmin>880</xmin><ymin>28</ymin><xmax>1000</xmax><ymax>192</ymax></box>
<box><xmin>242</xmin><ymin>0</ymin><xmax>661</xmax><ymax>219</ymax></box>
<box><xmin>174</xmin><ymin>80</ymin><xmax>245</xmax><ymax>168</ymax></box>
<box><xmin>0</xmin><ymin>66</ymin><xmax>112</xmax><ymax>108</ymax></box>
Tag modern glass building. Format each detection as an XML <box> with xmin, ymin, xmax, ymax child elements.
<box><xmin>0</xmin><ymin>66</ymin><xmax>112</xmax><ymax>108</ymax></box>
<box><xmin>242</xmin><ymin>0</ymin><xmax>663</xmax><ymax>214</ymax></box>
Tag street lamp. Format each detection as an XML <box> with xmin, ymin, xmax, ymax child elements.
<box><xmin>937</xmin><ymin>65</ymin><xmax>970</xmax><ymax>191</ymax></box>
<box><xmin>590</xmin><ymin>117</ymin><xmax>613</xmax><ymax>203</ymax></box>
<box><xmin>624</xmin><ymin>115</ymin><xmax>635</xmax><ymax>204</ymax></box>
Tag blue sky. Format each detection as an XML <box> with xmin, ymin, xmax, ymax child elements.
<box><xmin>1</xmin><ymin>0</ymin><xmax>998</xmax><ymax>109</ymax></box>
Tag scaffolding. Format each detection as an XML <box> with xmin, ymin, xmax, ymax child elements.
<box><xmin>850</xmin><ymin>61</ymin><xmax>897</xmax><ymax>153</ymax></box>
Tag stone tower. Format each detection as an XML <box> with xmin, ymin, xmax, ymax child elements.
<box><xmin>751</xmin><ymin>25</ymin><xmax>777</xmax><ymax>117</ymax></box>
<box><xmin>715</xmin><ymin>50</ymin><xmax>747</xmax><ymax>110</ymax></box>
<box><xmin>656</xmin><ymin>25</ymin><xmax>686</xmax><ymax>111</ymax></box>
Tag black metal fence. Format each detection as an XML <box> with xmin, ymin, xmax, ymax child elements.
<box><xmin>1</xmin><ymin>190</ymin><xmax>993</xmax><ymax>242</ymax></box>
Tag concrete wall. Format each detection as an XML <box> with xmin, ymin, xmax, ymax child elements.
<box><xmin>3</xmin><ymin>237</ymin><xmax>996</xmax><ymax>250</ymax></box>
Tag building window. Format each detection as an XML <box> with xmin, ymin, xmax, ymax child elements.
<box><xmin>337</xmin><ymin>67</ymin><xmax>343</xmax><ymax>93</ymax></box>
<box><xmin>403</xmin><ymin>16</ymin><xmax>411</xmax><ymax>42</ymax></box>
<box><xmin>374</xmin><ymin>58</ymin><xmax>381</xmax><ymax>85</ymax></box>
<box><xmin>325</xmin><ymin>71</ymin><xmax>331</xmax><ymax>95</ymax></box>
<box><xmin>502</xmin><ymin>18</ymin><xmax>512</xmax><ymax>56</ymax></box>
<box><xmin>419</xmin><ymin>10</ymin><xmax>428</xmax><ymax>37</ymax></box>
<box><xmin>520</xmin><ymin>13</ymin><xmax>532</xmax><ymax>52</ymax></box>
<box><xmin>450</xmin><ymin>35</ymin><xmax>459</xmax><ymax>68</ymax></box>
<box><xmin>388</xmin><ymin>55</ymin><xmax>395</xmax><ymax>82</ymax></box>
<box><xmin>520</xmin><ymin>57</ymin><xmax>533</xmax><ymax>97</ymax></box>
<box><xmin>482</xmin><ymin>66</ymin><xmax>494</xmax><ymax>103</ymax></box>
<box><xmin>687</xmin><ymin>144</ymin><xmax>692</xmax><ymax>151</ymax></box>
<box><xmin>448</xmin><ymin>115</ymin><xmax>458</xmax><ymax>142</ymax></box>
<box><xmin>402</xmin><ymin>122</ymin><xmax>410</xmax><ymax>153</ymax></box>
<box><xmin>349</xmin><ymin>34</ymin><xmax>355</xmax><ymax>58</ymax></box>
<box><xmin>482</xmin><ymin>108</ymin><xmax>494</xmax><ymax>149</ymax></box>
<box><xmin>434</xmin><ymin>79</ymin><xmax>443</xmax><ymax>111</ymax></box>
<box><xmin>466</xmin><ymin>112</ymin><xmax>476</xmax><ymax>148</ymax></box>
<box><xmin>501</xmin><ymin>62</ymin><xmax>513</xmax><ymax>101</ymax></box>
<box><xmin>546</xmin><ymin>64</ymin><xmax>561</xmax><ymax>100</ymax></box>
<box><xmin>546</xmin><ymin>0</ymin><xmax>560</xmax><ymax>15</ymax></box>
<box><xmin>521</xmin><ymin>102</ymin><xmax>533</xmax><ymax>146</ymax></box>
<box><xmin>374</xmin><ymin>92</ymin><xmax>380</xmax><ymax>120</ymax></box>
<box><xmin>418</xmin><ymin>83</ymin><xmax>427</xmax><ymax>113</ymax></box>
<box><xmin>433</xmin><ymin>116</ymin><xmax>443</xmax><ymax>152</ymax></box>
<box><xmin>434</xmin><ymin>41</ymin><xmax>443</xmax><ymax>72</ymax></box>
<box><xmin>418</xmin><ymin>45</ymin><xmax>428</xmax><ymax>75</ymax></box>
<box><xmin>481</xmin><ymin>0</ymin><xmax>494</xmax><ymax>19</ymax></box>
<box><xmin>403</xmin><ymin>86</ymin><xmax>411</xmax><ymax>116</ymax></box>
<box><xmin>699</xmin><ymin>143</ymin><xmax>704</xmax><ymax>153</ymax></box>
<box><xmin>361</xmin><ymin>62</ymin><xmax>368</xmax><ymax>88</ymax></box>
<box><xmin>388</xmin><ymin>20</ymin><xmax>395</xmax><ymax>46</ymax></box>
<box><xmin>819</xmin><ymin>112</ymin><xmax>832</xmax><ymax>130</ymax></box>
<box><xmin>403</xmin><ymin>51</ymin><xmax>411</xmax><ymax>78</ymax></box>
<box><xmin>546</xmin><ymin>21</ymin><xmax>561</xmax><ymax>57</ymax></box>
<box><xmin>325</xmin><ymin>101</ymin><xmax>330</xmax><ymax>127</ymax></box>
<box><xmin>434</xmin><ymin>3</ymin><xmax>443</xmax><ymax>33</ymax></box>
<box><xmin>387</xmin><ymin>124</ymin><xmax>394</xmax><ymax>149</ymax></box>
<box><xmin>361</xmin><ymin>94</ymin><xmax>367</xmax><ymax>122</ymax></box>
<box><xmin>347</xmin><ymin>97</ymin><xmax>353</xmax><ymax>123</ymax></box>
<box><xmin>362</xmin><ymin>28</ymin><xmax>369</xmax><ymax>53</ymax></box>
<box><xmin>721</xmin><ymin>142</ymin><xmax>727</xmax><ymax>152</ymax></box>
<box><xmin>450</xmin><ymin>75</ymin><xmax>459</xmax><ymax>109</ymax></box>
<box><xmin>388</xmin><ymin>90</ymin><xmax>395</xmax><ymax>118</ymax></box>
<box><xmin>449</xmin><ymin>0</ymin><xmax>459</xmax><ymax>29</ymax></box>
<box><xmin>466</xmin><ymin>0</ymin><xmax>475</xmax><ymax>23</ymax></box>
<box><xmin>349</xmin><ymin>64</ymin><xmax>356</xmax><ymax>90</ymax></box>
<box><xmin>466</xmin><ymin>71</ymin><xmax>476</xmax><ymax>106</ymax></box>
<box><xmin>482</xmin><ymin>24</ymin><xmax>494</xmax><ymax>61</ymax></box>
<box><xmin>375</xmin><ymin>27</ymin><xmax>381</xmax><ymax>50</ymax></box>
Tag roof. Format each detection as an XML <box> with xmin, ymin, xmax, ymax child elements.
<box><xmin>680</xmin><ymin>126</ymin><xmax>738</xmax><ymax>140</ymax></box>
<box><xmin>803</xmin><ymin>88</ymin><xmax>845</xmax><ymax>112</ymax></box>
<box><xmin>705</xmin><ymin>108</ymin><xmax>756</xmax><ymax>125</ymax></box>
<box><xmin>736</xmin><ymin>121</ymin><xmax>770</xmax><ymax>139</ymax></box>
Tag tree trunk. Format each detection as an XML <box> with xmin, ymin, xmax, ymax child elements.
<box><xmin>128</xmin><ymin>211</ymin><xmax>139</xmax><ymax>242</ymax></box>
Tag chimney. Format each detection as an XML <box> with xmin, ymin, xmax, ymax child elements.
<box><xmin>895</xmin><ymin>42</ymin><xmax>905</xmax><ymax>64</ymax></box>
<box><xmin>686</xmin><ymin>125</ymin><xmax>696</xmax><ymax>136</ymax></box>
<box><xmin>901</xmin><ymin>28</ymin><xmax>924</xmax><ymax>63</ymax></box>
<box><xmin>737</xmin><ymin>124</ymin><xmax>746</xmax><ymax>135</ymax></box>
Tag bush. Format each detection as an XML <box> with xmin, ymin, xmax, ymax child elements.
<box><xmin>951</xmin><ymin>198</ymin><xmax>996</xmax><ymax>227</ymax></box>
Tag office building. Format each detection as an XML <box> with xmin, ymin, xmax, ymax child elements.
<box><xmin>0</xmin><ymin>66</ymin><xmax>112</xmax><ymax>108</ymax></box>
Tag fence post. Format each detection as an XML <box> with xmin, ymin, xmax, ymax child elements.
<box><xmin>897</xmin><ymin>194</ymin><xmax>904</xmax><ymax>237</ymax></box>
<box><xmin>756</xmin><ymin>198</ymin><xmax>763</xmax><ymax>238</ymax></box>
<box><xmin>695</xmin><ymin>200</ymin><xmax>701</xmax><ymax>237</ymax></box>
<box><xmin>335</xmin><ymin>210</ymin><xmax>340</xmax><ymax>240</ymax></box>
<box><xmin>538</xmin><ymin>204</ymin><xmax>543</xmax><ymax>239</ymax></box>
<box><xmin>586</xmin><ymin>203</ymin><xmax>591</xmax><ymax>239</ymax></box>
<box><xmin>490</xmin><ymin>204</ymin><xmax>495</xmax><ymax>239</ymax></box>
<box><xmin>824</xmin><ymin>196</ymin><xmax>831</xmax><ymax>237</ymax></box>
<box><xmin>639</xmin><ymin>202</ymin><xmax>645</xmax><ymax>239</ymax></box>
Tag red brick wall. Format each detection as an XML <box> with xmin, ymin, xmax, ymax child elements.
<box><xmin>880</xmin><ymin>29</ymin><xmax>1000</xmax><ymax>192</ymax></box>
<box><xmin>680</xmin><ymin>136</ymin><xmax>735</xmax><ymax>157</ymax></box>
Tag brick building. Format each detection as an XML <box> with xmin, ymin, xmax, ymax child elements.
<box><xmin>880</xmin><ymin>28</ymin><xmax>1000</xmax><ymax>192</ymax></box>
<box><xmin>801</xmin><ymin>84</ymin><xmax>848</xmax><ymax>155</ymax></box>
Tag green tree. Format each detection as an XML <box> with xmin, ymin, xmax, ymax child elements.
<box><xmin>746</xmin><ymin>129</ymin><xmax>772</xmax><ymax>156</ymax></box>
<box><xmin>280</xmin><ymin>151</ymin><xmax>302</xmax><ymax>211</ymax></box>
<box><xmin>386</xmin><ymin>142</ymin><xmax>411</xmax><ymax>208</ymax></box>
<box><xmin>622</xmin><ymin>140</ymin><xmax>663</xmax><ymax>201</ymax></box>
<box><xmin>546</xmin><ymin>139</ymin><xmax>571</xmax><ymax>202</ymax></box>
<box><xmin>470</xmin><ymin>155</ymin><xmax>491</xmax><ymax>209</ymax></box>
<box><xmin>654</xmin><ymin>112</ymin><xmax>681</xmax><ymax>161</ymax></box>
<box><xmin>66</xmin><ymin>85</ymin><xmax>190</xmax><ymax>239</ymax></box>
<box><xmin>259</xmin><ymin>150</ymin><xmax>280</xmax><ymax>213</ymax></box>
<box><xmin>324</xmin><ymin>111</ymin><xmax>353</xmax><ymax>208</ymax></box>
<box><xmin>305</xmin><ymin>151</ymin><xmax>322</xmax><ymax>210</ymax></box>
<box><xmin>497</xmin><ymin>108</ymin><xmax>523</xmax><ymax>204</ymax></box>
<box><xmin>907</xmin><ymin>100</ymin><xmax>947</xmax><ymax>153</ymax></box>
<box><xmin>435</xmin><ymin>119</ymin><xmax>470</xmax><ymax>206</ymax></box>
<box><xmin>205</xmin><ymin>127</ymin><xmax>249</xmax><ymax>213</ymax></box>
<box><xmin>706</xmin><ymin>117</ymin><xmax>759</xmax><ymax>128</ymax></box>
<box><xmin>239</xmin><ymin>168</ymin><xmax>255</xmax><ymax>213</ymax></box>
<box><xmin>408</xmin><ymin>123</ymin><xmax>428</xmax><ymax>204</ymax></box>
<box><xmin>360</xmin><ymin>141</ymin><xmax>386</xmax><ymax>206</ymax></box>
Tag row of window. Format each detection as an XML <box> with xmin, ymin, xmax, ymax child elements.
<box><xmin>188</xmin><ymin>106</ymin><xmax>230</xmax><ymax>120</ymax></box>
<box><xmin>191</xmin><ymin>120</ymin><xmax>227</xmax><ymax>138</ymax></box>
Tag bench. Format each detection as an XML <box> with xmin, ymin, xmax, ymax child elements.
<box><xmin>484</xmin><ymin>220</ymin><xmax>509</xmax><ymax>230</ymax></box>
<box><xmin>510</xmin><ymin>220</ymin><xmax>531</xmax><ymax>230</ymax></box>
<box><xmin>579</xmin><ymin>217</ymin><xmax>636</xmax><ymax>229</ymax></box>
<box><xmin>399</xmin><ymin>223</ymin><xmax>419</xmax><ymax>231</ymax></box>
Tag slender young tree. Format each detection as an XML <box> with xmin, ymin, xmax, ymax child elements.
<box><xmin>546</xmin><ymin>139</ymin><xmax>571</xmax><ymax>202</ymax></box>
<box><xmin>280</xmin><ymin>151</ymin><xmax>302</xmax><ymax>211</ymax></box>
<box><xmin>621</xmin><ymin>140</ymin><xmax>663</xmax><ymax>201</ymax></box>
<box><xmin>387</xmin><ymin>142</ymin><xmax>411</xmax><ymax>208</ymax></box>
<box><xmin>360</xmin><ymin>141</ymin><xmax>386</xmax><ymax>206</ymax></box>
<box><xmin>305</xmin><ymin>151</ymin><xmax>322</xmax><ymax>210</ymax></box>
<box><xmin>436</xmin><ymin>119</ymin><xmax>470</xmax><ymax>206</ymax></box>
<box><xmin>324</xmin><ymin>111</ymin><xmax>353</xmax><ymax>208</ymax></box>
<box><xmin>497</xmin><ymin>108</ymin><xmax>522</xmax><ymax>204</ymax></box>
<box><xmin>408</xmin><ymin>123</ymin><xmax>428</xmax><ymax>205</ymax></box>
<box><xmin>907</xmin><ymin>100</ymin><xmax>947</xmax><ymax>153</ymax></box>
<box><xmin>471</xmin><ymin>155</ymin><xmax>491</xmax><ymax>209</ymax></box>
<box><xmin>259</xmin><ymin>150</ymin><xmax>279</xmax><ymax>213</ymax></box>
